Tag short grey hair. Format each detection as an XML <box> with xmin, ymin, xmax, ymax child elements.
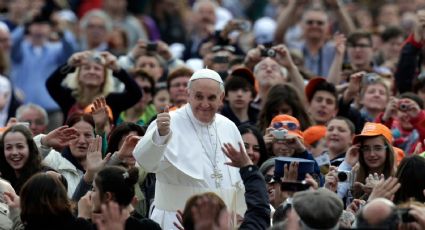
<box><xmin>253</xmin><ymin>59</ymin><xmax>288</xmax><ymax>78</ymax></box>
<box><xmin>80</xmin><ymin>9</ymin><xmax>113</xmax><ymax>32</ymax></box>
<box><xmin>16</xmin><ymin>103</ymin><xmax>49</xmax><ymax>125</ymax></box>
<box><xmin>193</xmin><ymin>0</ymin><xmax>218</xmax><ymax>13</ymax></box>
<box><xmin>187</xmin><ymin>79</ymin><xmax>225</xmax><ymax>94</ymax></box>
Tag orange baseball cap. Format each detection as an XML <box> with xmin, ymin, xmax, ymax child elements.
<box><xmin>270</xmin><ymin>114</ymin><xmax>303</xmax><ymax>139</ymax></box>
<box><xmin>393</xmin><ymin>146</ymin><xmax>405</xmax><ymax>166</ymax></box>
<box><xmin>352</xmin><ymin>122</ymin><xmax>393</xmax><ymax>144</ymax></box>
<box><xmin>303</xmin><ymin>125</ymin><xmax>327</xmax><ymax>146</ymax></box>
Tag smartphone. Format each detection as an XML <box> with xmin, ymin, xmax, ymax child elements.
<box><xmin>146</xmin><ymin>42</ymin><xmax>158</xmax><ymax>52</ymax></box>
<box><xmin>280</xmin><ymin>181</ymin><xmax>310</xmax><ymax>192</ymax></box>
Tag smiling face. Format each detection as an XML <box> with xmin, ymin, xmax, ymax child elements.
<box><xmin>4</xmin><ymin>132</ymin><xmax>29</xmax><ymax>174</ymax></box>
<box><xmin>188</xmin><ymin>79</ymin><xmax>224</xmax><ymax>123</ymax></box>
<box><xmin>326</xmin><ymin>119</ymin><xmax>353</xmax><ymax>154</ymax></box>
<box><xmin>69</xmin><ymin>121</ymin><xmax>95</xmax><ymax>160</ymax></box>
<box><xmin>361</xmin><ymin>83</ymin><xmax>388</xmax><ymax>112</ymax></box>
<box><xmin>169</xmin><ymin>76</ymin><xmax>190</xmax><ymax>106</ymax></box>
<box><xmin>242</xmin><ymin>132</ymin><xmax>260</xmax><ymax>165</ymax></box>
<box><xmin>361</xmin><ymin>136</ymin><xmax>387</xmax><ymax>171</ymax></box>
<box><xmin>78</xmin><ymin>62</ymin><xmax>105</xmax><ymax>88</ymax></box>
<box><xmin>301</xmin><ymin>10</ymin><xmax>328</xmax><ymax>41</ymax></box>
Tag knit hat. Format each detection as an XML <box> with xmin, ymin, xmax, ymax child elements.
<box><xmin>270</xmin><ymin>114</ymin><xmax>303</xmax><ymax>139</ymax></box>
<box><xmin>303</xmin><ymin>125</ymin><xmax>327</xmax><ymax>146</ymax></box>
<box><xmin>353</xmin><ymin>122</ymin><xmax>393</xmax><ymax>144</ymax></box>
<box><xmin>293</xmin><ymin>188</ymin><xmax>343</xmax><ymax>229</ymax></box>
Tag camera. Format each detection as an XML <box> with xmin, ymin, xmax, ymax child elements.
<box><xmin>399</xmin><ymin>104</ymin><xmax>408</xmax><ymax>111</ymax></box>
<box><xmin>146</xmin><ymin>42</ymin><xmax>158</xmax><ymax>52</ymax></box>
<box><xmin>237</xmin><ymin>21</ymin><xmax>251</xmax><ymax>32</ymax></box>
<box><xmin>261</xmin><ymin>48</ymin><xmax>276</xmax><ymax>58</ymax></box>
<box><xmin>363</xmin><ymin>73</ymin><xmax>379</xmax><ymax>84</ymax></box>
<box><xmin>90</xmin><ymin>52</ymin><xmax>103</xmax><ymax>64</ymax></box>
<box><xmin>271</xmin><ymin>129</ymin><xmax>288</xmax><ymax>140</ymax></box>
<box><xmin>337</xmin><ymin>171</ymin><xmax>352</xmax><ymax>183</ymax></box>
<box><xmin>397</xmin><ymin>208</ymin><xmax>415</xmax><ymax>223</ymax></box>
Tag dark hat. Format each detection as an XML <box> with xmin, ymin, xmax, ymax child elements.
<box><xmin>293</xmin><ymin>188</ymin><xmax>343</xmax><ymax>229</ymax></box>
<box><xmin>230</xmin><ymin>67</ymin><xmax>256</xmax><ymax>87</ymax></box>
<box><xmin>304</xmin><ymin>77</ymin><xmax>326</xmax><ymax>102</ymax></box>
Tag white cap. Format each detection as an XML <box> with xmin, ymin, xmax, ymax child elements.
<box><xmin>189</xmin><ymin>68</ymin><xmax>223</xmax><ymax>84</ymax></box>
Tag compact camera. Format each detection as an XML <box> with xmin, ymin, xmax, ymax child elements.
<box><xmin>271</xmin><ymin>129</ymin><xmax>288</xmax><ymax>140</ymax></box>
<box><xmin>399</xmin><ymin>103</ymin><xmax>408</xmax><ymax>111</ymax></box>
<box><xmin>261</xmin><ymin>48</ymin><xmax>276</xmax><ymax>58</ymax></box>
<box><xmin>337</xmin><ymin>171</ymin><xmax>352</xmax><ymax>183</ymax></box>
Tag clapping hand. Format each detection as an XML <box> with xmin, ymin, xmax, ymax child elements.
<box><xmin>41</xmin><ymin>126</ymin><xmax>79</xmax><ymax>150</ymax></box>
<box><xmin>222</xmin><ymin>142</ymin><xmax>253</xmax><ymax>168</ymax></box>
<box><xmin>157</xmin><ymin>106</ymin><xmax>170</xmax><ymax>136</ymax></box>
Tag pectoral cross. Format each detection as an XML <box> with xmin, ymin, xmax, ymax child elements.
<box><xmin>211</xmin><ymin>168</ymin><xmax>223</xmax><ymax>188</ymax></box>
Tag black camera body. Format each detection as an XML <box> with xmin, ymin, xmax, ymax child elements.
<box><xmin>261</xmin><ymin>48</ymin><xmax>276</xmax><ymax>58</ymax></box>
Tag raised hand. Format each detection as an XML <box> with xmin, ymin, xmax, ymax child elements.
<box><xmin>157</xmin><ymin>106</ymin><xmax>170</xmax><ymax>136</ymax></box>
<box><xmin>282</xmin><ymin>161</ymin><xmax>298</xmax><ymax>182</ymax></box>
<box><xmin>41</xmin><ymin>126</ymin><xmax>79</xmax><ymax>150</ymax></box>
<box><xmin>382</xmin><ymin>97</ymin><xmax>399</xmax><ymax>122</ymax></box>
<box><xmin>100</xmin><ymin>51</ymin><xmax>119</xmax><ymax>71</ymax></box>
<box><xmin>399</xmin><ymin>98</ymin><xmax>421</xmax><ymax>119</ymax></box>
<box><xmin>157</xmin><ymin>40</ymin><xmax>173</xmax><ymax>61</ymax></box>
<box><xmin>173</xmin><ymin>209</ymin><xmax>185</xmax><ymax>230</ymax></box>
<box><xmin>95</xmin><ymin>202</ymin><xmax>128</xmax><ymax>230</ymax></box>
<box><xmin>334</xmin><ymin>33</ymin><xmax>346</xmax><ymax>56</ymax></box>
<box><xmin>345</xmin><ymin>144</ymin><xmax>360</xmax><ymax>167</ymax></box>
<box><xmin>67</xmin><ymin>51</ymin><xmax>92</xmax><ymax>67</ymax></box>
<box><xmin>117</xmin><ymin>134</ymin><xmax>140</xmax><ymax>166</ymax></box>
<box><xmin>367</xmin><ymin>177</ymin><xmax>401</xmax><ymax>202</ymax></box>
<box><xmin>84</xmin><ymin>136</ymin><xmax>111</xmax><ymax>183</ymax></box>
<box><xmin>3</xmin><ymin>191</ymin><xmax>20</xmax><ymax>210</ymax></box>
<box><xmin>324</xmin><ymin>167</ymin><xmax>338</xmax><ymax>192</ymax></box>
<box><xmin>222</xmin><ymin>142</ymin><xmax>253</xmax><ymax>168</ymax></box>
<box><xmin>345</xmin><ymin>72</ymin><xmax>364</xmax><ymax>100</ymax></box>
<box><xmin>91</xmin><ymin>97</ymin><xmax>109</xmax><ymax>134</ymax></box>
<box><xmin>78</xmin><ymin>191</ymin><xmax>93</xmax><ymax>219</ymax></box>
<box><xmin>273</xmin><ymin>44</ymin><xmax>296</xmax><ymax>69</ymax></box>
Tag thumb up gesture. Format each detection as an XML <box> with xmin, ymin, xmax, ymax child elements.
<box><xmin>157</xmin><ymin>106</ymin><xmax>170</xmax><ymax>136</ymax></box>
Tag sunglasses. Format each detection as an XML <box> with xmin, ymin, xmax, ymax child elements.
<box><xmin>271</xmin><ymin>121</ymin><xmax>299</xmax><ymax>131</ymax></box>
<box><xmin>264</xmin><ymin>175</ymin><xmax>276</xmax><ymax>184</ymax></box>
<box><xmin>305</xmin><ymin>20</ymin><xmax>325</xmax><ymax>26</ymax></box>
<box><xmin>348</xmin><ymin>43</ymin><xmax>371</xmax><ymax>49</ymax></box>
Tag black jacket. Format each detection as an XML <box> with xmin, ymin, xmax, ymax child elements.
<box><xmin>239</xmin><ymin>165</ymin><xmax>270</xmax><ymax>230</ymax></box>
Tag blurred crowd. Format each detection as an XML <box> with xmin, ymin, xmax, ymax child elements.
<box><xmin>1</xmin><ymin>0</ymin><xmax>425</xmax><ymax>229</ymax></box>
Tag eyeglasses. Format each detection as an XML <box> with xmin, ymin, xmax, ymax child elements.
<box><xmin>264</xmin><ymin>175</ymin><xmax>276</xmax><ymax>184</ymax></box>
<box><xmin>305</xmin><ymin>20</ymin><xmax>325</xmax><ymax>26</ymax></box>
<box><xmin>360</xmin><ymin>145</ymin><xmax>387</xmax><ymax>153</ymax></box>
<box><xmin>271</xmin><ymin>121</ymin><xmax>299</xmax><ymax>131</ymax></box>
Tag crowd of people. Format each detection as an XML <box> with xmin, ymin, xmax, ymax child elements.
<box><xmin>2</xmin><ymin>0</ymin><xmax>425</xmax><ymax>229</ymax></box>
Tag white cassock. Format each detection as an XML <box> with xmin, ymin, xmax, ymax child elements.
<box><xmin>133</xmin><ymin>104</ymin><xmax>247</xmax><ymax>230</ymax></box>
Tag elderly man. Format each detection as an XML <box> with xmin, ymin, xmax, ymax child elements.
<box><xmin>16</xmin><ymin>103</ymin><xmax>48</xmax><ymax>136</ymax></box>
<box><xmin>133</xmin><ymin>68</ymin><xmax>246</xmax><ymax>229</ymax></box>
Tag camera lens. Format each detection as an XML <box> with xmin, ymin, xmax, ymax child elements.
<box><xmin>337</xmin><ymin>172</ymin><xmax>348</xmax><ymax>182</ymax></box>
<box><xmin>267</xmin><ymin>49</ymin><xmax>276</xmax><ymax>57</ymax></box>
<box><xmin>399</xmin><ymin>104</ymin><xmax>408</xmax><ymax>111</ymax></box>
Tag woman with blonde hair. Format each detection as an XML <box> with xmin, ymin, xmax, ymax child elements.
<box><xmin>46</xmin><ymin>50</ymin><xmax>142</xmax><ymax>123</ymax></box>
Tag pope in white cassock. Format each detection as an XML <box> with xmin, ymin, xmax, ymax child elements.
<box><xmin>133</xmin><ymin>68</ymin><xmax>247</xmax><ymax>229</ymax></box>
